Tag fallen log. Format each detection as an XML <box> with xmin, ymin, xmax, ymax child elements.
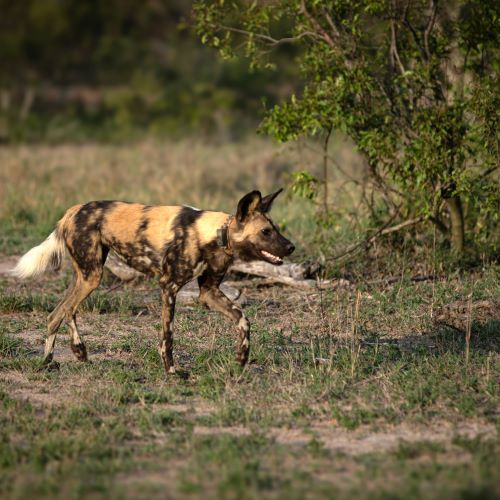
<box><xmin>105</xmin><ymin>252</ymin><xmax>143</xmax><ymax>281</ymax></box>
<box><xmin>229</xmin><ymin>260</ymin><xmax>320</xmax><ymax>280</ymax></box>
<box><xmin>104</xmin><ymin>252</ymin><xmax>320</xmax><ymax>287</ymax></box>
<box><xmin>177</xmin><ymin>281</ymin><xmax>241</xmax><ymax>304</ymax></box>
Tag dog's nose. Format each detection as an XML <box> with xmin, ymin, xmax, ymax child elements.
<box><xmin>287</xmin><ymin>243</ymin><xmax>295</xmax><ymax>255</ymax></box>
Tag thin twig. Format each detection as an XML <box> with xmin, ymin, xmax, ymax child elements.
<box><xmin>299</xmin><ymin>0</ymin><xmax>336</xmax><ymax>49</ymax></box>
<box><xmin>105</xmin><ymin>281</ymin><xmax>128</xmax><ymax>294</ymax></box>
<box><xmin>465</xmin><ymin>290</ymin><xmax>473</xmax><ymax>368</ymax></box>
<box><xmin>324</xmin><ymin>11</ymin><xmax>341</xmax><ymax>39</ymax></box>
<box><xmin>298</xmin><ymin>141</ymin><xmax>357</xmax><ymax>181</ymax></box>
<box><xmin>424</xmin><ymin>0</ymin><xmax>438</xmax><ymax>61</ymax></box>
<box><xmin>367</xmin><ymin>274</ymin><xmax>441</xmax><ymax>286</ymax></box>
<box><xmin>402</xmin><ymin>1</ymin><xmax>426</xmax><ymax>61</ymax></box>
<box><xmin>219</xmin><ymin>25</ymin><xmax>316</xmax><ymax>47</ymax></box>
<box><xmin>322</xmin><ymin>127</ymin><xmax>333</xmax><ymax>214</ymax></box>
<box><xmin>480</xmin><ymin>165</ymin><xmax>499</xmax><ymax>178</ymax></box>
<box><xmin>429</xmin><ymin>215</ymin><xmax>449</xmax><ymax>235</ymax></box>
<box><xmin>350</xmin><ymin>290</ymin><xmax>362</xmax><ymax>378</ymax></box>
<box><xmin>390</xmin><ymin>18</ymin><xmax>406</xmax><ymax>74</ymax></box>
<box><xmin>326</xmin><ymin>214</ymin><xmax>425</xmax><ymax>262</ymax></box>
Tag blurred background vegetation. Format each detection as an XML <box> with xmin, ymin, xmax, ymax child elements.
<box><xmin>0</xmin><ymin>0</ymin><xmax>498</xmax><ymax>272</ymax></box>
<box><xmin>0</xmin><ymin>0</ymin><xmax>298</xmax><ymax>142</ymax></box>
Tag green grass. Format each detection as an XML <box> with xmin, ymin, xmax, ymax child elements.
<box><xmin>1</xmin><ymin>390</ymin><xmax>498</xmax><ymax>499</ymax></box>
<box><xmin>0</xmin><ymin>266</ymin><xmax>498</xmax><ymax>498</ymax></box>
<box><xmin>0</xmin><ymin>140</ymin><xmax>498</xmax><ymax>498</ymax></box>
<box><xmin>0</xmin><ymin>289</ymin><xmax>138</xmax><ymax>314</ymax></box>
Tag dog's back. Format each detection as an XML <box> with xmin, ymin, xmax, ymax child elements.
<box><xmin>57</xmin><ymin>201</ymin><xmax>228</xmax><ymax>276</ymax></box>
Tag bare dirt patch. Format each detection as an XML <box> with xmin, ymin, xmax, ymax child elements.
<box><xmin>1</xmin><ymin>370</ymin><xmax>85</xmax><ymax>409</ymax></box>
<box><xmin>308</xmin><ymin>420</ymin><xmax>497</xmax><ymax>455</ymax></box>
<box><xmin>0</xmin><ymin>255</ymin><xmax>17</xmax><ymax>276</ymax></box>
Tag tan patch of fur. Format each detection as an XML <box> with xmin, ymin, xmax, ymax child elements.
<box><xmin>96</xmin><ymin>204</ymin><xmax>182</xmax><ymax>251</ymax></box>
<box><xmin>247</xmin><ymin>195</ymin><xmax>261</xmax><ymax>214</ymax></box>
<box><xmin>184</xmin><ymin>227</ymin><xmax>200</xmax><ymax>263</ymax></box>
<box><xmin>142</xmin><ymin>206</ymin><xmax>181</xmax><ymax>250</ymax></box>
<box><xmin>102</xmin><ymin>203</ymin><xmax>143</xmax><ymax>242</ymax></box>
<box><xmin>195</xmin><ymin>211</ymin><xmax>230</xmax><ymax>245</ymax></box>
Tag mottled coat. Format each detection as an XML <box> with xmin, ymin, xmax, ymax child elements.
<box><xmin>13</xmin><ymin>190</ymin><xmax>294</xmax><ymax>374</ymax></box>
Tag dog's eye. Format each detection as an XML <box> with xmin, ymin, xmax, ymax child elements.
<box><xmin>261</xmin><ymin>228</ymin><xmax>272</xmax><ymax>236</ymax></box>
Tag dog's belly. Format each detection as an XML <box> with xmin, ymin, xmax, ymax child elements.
<box><xmin>109</xmin><ymin>243</ymin><xmax>162</xmax><ymax>276</ymax></box>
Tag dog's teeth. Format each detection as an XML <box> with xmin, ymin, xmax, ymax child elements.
<box><xmin>261</xmin><ymin>250</ymin><xmax>282</xmax><ymax>263</ymax></box>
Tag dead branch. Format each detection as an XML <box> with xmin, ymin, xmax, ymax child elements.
<box><xmin>229</xmin><ymin>260</ymin><xmax>319</xmax><ymax>280</ymax></box>
<box><xmin>104</xmin><ymin>251</ymin><xmax>320</xmax><ymax>291</ymax></box>
<box><xmin>326</xmin><ymin>214</ymin><xmax>425</xmax><ymax>262</ymax></box>
<box><xmin>105</xmin><ymin>252</ymin><xmax>143</xmax><ymax>281</ymax></box>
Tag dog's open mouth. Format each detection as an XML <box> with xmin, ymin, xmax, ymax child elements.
<box><xmin>260</xmin><ymin>250</ymin><xmax>283</xmax><ymax>265</ymax></box>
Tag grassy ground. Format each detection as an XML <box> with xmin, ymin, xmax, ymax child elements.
<box><xmin>1</xmin><ymin>261</ymin><xmax>498</xmax><ymax>499</ymax></box>
<box><xmin>0</xmin><ymin>141</ymin><xmax>498</xmax><ymax>499</ymax></box>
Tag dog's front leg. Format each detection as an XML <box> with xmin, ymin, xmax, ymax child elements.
<box><xmin>159</xmin><ymin>278</ymin><xmax>179</xmax><ymax>374</ymax></box>
<box><xmin>198</xmin><ymin>274</ymin><xmax>250</xmax><ymax>366</ymax></box>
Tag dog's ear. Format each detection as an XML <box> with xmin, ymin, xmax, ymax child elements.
<box><xmin>259</xmin><ymin>188</ymin><xmax>283</xmax><ymax>213</ymax></box>
<box><xmin>236</xmin><ymin>191</ymin><xmax>262</xmax><ymax>222</ymax></box>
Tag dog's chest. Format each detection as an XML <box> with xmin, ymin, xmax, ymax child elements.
<box><xmin>191</xmin><ymin>260</ymin><xmax>208</xmax><ymax>279</ymax></box>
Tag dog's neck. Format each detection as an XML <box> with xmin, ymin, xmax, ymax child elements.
<box><xmin>216</xmin><ymin>215</ymin><xmax>234</xmax><ymax>251</ymax></box>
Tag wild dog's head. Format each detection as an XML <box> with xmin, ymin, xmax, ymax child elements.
<box><xmin>230</xmin><ymin>189</ymin><xmax>294</xmax><ymax>265</ymax></box>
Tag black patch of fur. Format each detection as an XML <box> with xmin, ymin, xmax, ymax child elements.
<box><xmin>138</xmin><ymin>218</ymin><xmax>149</xmax><ymax>232</ymax></box>
<box><xmin>174</xmin><ymin>206</ymin><xmax>204</xmax><ymax>229</ymax></box>
<box><xmin>108</xmin><ymin>236</ymin><xmax>159</xmax><ymax>276</ymax></box>
<box><xmin>73</xmin><ymin>201</ymin><xmax>117</xmax><ymax>236</ymax></box>
<box><xmin>201</xmin><ymin>240</ymin><xmax>232</xmax><ymax>272</ymax></box>
<box><xmin>259</xmin><ymin>189</ymin><xmax>282</xmax><ymax>213</ymax></box>
<box><xmin>71</xmin><ymin>342</ymin><xmax>88</xmax><ymax>361</ymax></box>
<box><xmin>137</xmin><ymin>205</ymin><xmax>152</xmax><ymax>234</ymax></box>
<box><xmin>236</xmin><ymin>191</ymin><xmax>261</xmax><ymax>222</ymax></box>
<box><xmin>67</xmin><ymin>201</ymin><xmax>117</xmax><ymax>279</ymax></box>
<box><xmin>161</xmin><ymin>207</ymin><xmax>204</xmax><ymax>285</ymax></box>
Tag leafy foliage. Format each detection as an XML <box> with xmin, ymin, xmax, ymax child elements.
<box><xmin>195</xmin><ymin>0</ymin><xmax>500</xmax><ymax>257</ymax></box>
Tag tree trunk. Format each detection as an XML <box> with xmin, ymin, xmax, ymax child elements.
<box><xmin>444</xmin><ymin>195</ymin><xmax>465</xmax><ymax>255</ymax></box>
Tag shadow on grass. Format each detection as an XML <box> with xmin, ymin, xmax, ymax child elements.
<box><xmin>430</xmin><ymin>319</ymin><xmax>500</xmax><ymax>354</ymax></box>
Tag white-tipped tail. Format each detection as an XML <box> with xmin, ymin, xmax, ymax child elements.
<box><xmin>11</xmin><ymin>231</ymin><xmax>66</xmax><ymax>279</ymax></box>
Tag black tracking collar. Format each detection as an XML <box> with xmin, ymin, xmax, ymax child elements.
<box><xmin>216</xmin><ymin>216</ymin><xmax>233</xmax><ymax>249</ymax></box>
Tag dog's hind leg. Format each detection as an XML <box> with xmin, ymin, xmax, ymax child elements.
<box><xmin>44</xmin><ymin>240</ymin><xmax>107</xmax><ymax>365</ymax></box>
<box><xmin>44</xmin><ymin>271</ymin><xmax>102</xmax><ymax>364</ymax></box>
<box><xmin>68</xmin><ymin>314</ymin><xmax>87</xmax><ymax>361</ymax></box>
<box><xmin>43</xmin><ymin>280</ymin><xmax>77</xmax><ymax>365</ymax></box>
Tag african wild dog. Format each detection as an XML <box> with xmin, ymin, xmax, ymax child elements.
<box><xmin>13</xmin><ymin>190</ymin><xmax>294</xmax><ymax>374</ymax></box>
